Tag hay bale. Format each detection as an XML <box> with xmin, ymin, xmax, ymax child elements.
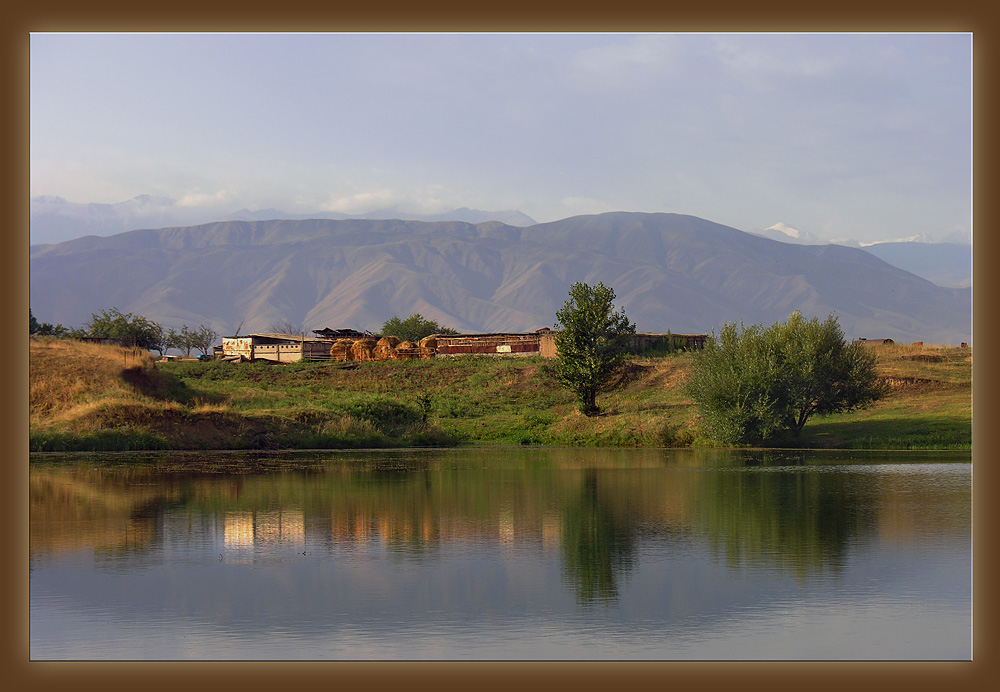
<box><xmin>418</xmin><ymin>346</ymin><xmax>435</xmax><ymax>360</ymax></box>
<box><xmin>373</xmin><ymin>344</ymin><xmax>395</xmax><ymax>361</ymax></box>
<box><xmin>397</xmin><ymin>340</ymin><xmax>415</xmax><ymax>350</ymax></box>
<box><xmin>418</xmin><ymin>336</ymin><xmax>437</xmax><ymax>350</ymax></box>
<box><xmin>350</xmin><ymin>338</ymin><xmax>377</xmax><ymax>362</ymax></box>
<box><xmin>330</xmin><ymin>338</ymin><xmax>355</xmax><ymax>362</ymax></box>
<box><xmin>377</xmin><ymin>336</ymin><xmax>400</xmax><ymax>348</ymax></box>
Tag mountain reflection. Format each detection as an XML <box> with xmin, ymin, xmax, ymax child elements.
<box><xmin>30</xmin><ymin>450</ymin><xmax>962</xmax><ymax>602</ymax></box>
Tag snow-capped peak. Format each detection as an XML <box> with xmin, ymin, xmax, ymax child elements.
<box><xmin>765</xmin><ymin>222</ymin><xmax>801</xmax><ymax>239</ymax></box>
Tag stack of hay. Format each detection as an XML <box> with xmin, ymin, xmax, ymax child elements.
<box><xmin>374</xmin><ymin>336</ymin><xmax>400</xmax><ymax>361</ymax></box>
<box><xmin>417</xmin><ymin>335</ymin><xmax>438</xmax><ymax>359</ymax></box>
<box><xmin>392</xmin><ymin>340</ymin><xmax>422</xmax><ymax>360</ymax></box>
<box><xmin>329</xmin><ymin>338</ymin><xmax>355</xmax><ymax>362</ymax></box>
<box><xmin>350</xmin><ymin>338</ymin><xmax>377</xmax><ymax>362</ymax></box>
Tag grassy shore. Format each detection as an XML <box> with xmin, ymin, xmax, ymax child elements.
<box><xmin>28</xmin><ymin>337</ymin><xmax>971</xmax><ymax>453</ymax></box>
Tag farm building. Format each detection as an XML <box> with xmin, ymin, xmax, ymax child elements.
<box><xmin>630</xmin><ymin>332</ymin><xmax>707</xmax><ymax>352</ymax></box>
<box><xmin>435</xmin><ymin>329</ymin><xmax>706</xmax><ymax>358</ymax></box>
<box><xmin>220</xmin><ymin>333</ymin><xmax>334</xmax><ymax>363</ymax></box>
<box><xmin>435</xmin><ymin>330</ymin><xmax>552</xmax><ymax>356</ymax></box>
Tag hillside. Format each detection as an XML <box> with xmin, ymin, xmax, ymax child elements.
<box><xmin>28</xmin><ymin>339</ymin><xmax>971</xmax><ymax>452</ymax></box>
<box><xmin>28</xmin><ymin>212</ymin><xmax>972</xmax><ymax>344</ymax></box>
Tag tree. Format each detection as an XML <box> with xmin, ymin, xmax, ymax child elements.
<box><xmin>191</xmin><ymin>324</ymin><xmax>219</xmax><ymax>356</ymax></box>
<box><xmin>168</xmin><ymin>325</ymin><xmax>197</xmax><ymax>357</ymax></box>
<box><xmin>686</xmin><ymin>312</ymin><xmax>886</xmax><ymax>445</ymax></box>
<box><xmin>553</xmin><ymin>282</ymin><xmax>636</xmax><ymax>416</ymax></box>
<box><xmin>30</xmin><ymin>309</ymin><xmax>68</xmax><ymax>337</ymax></box>
<box><xmin>380</xmin><ymin>313</ymin><xmax>458</xmax><ymax>342</ymax></box>
<box><xmin>268</xmin><ymin>320</ymin><xmax>304</xmax><ymax>336</ymax></box>
<box><xmin>85</xmin><ymin>308</ymin><xmax>163</xmax><ymax>350</ymax></box>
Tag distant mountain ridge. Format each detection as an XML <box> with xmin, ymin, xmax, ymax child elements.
<box><xmin>753</xmin><ymin>222</ymin><xmax>972</xmax><ymax>288</ymax></box>
<box><xmin>29</xmin><ymin>212</ymin><xmax>971</xmax><ymax>345</ymax></box>
<box><xmin>29</xmin><ymin>194</ymin><xmax>537</xmax><ymax>246</ymax></box>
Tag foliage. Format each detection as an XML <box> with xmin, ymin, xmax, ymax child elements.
<box><xmin>553</xmin><ymin>282</ymin><xmax>636</xmax><ymax>415</ymax></box>
<box><xmin>380</xmin><ymin>313</ymin><xmax>458</xmax><ymax>342</ymax></box>
<box><xmin>686</xmin><ymin>312</ymin><xmax>886</xmax><ymax>444</ymax></box>
<box><xmin>168</xmin><ymin>324</ymin><xmax>218</xmax><ymax>356</ymax></box>
<box><xmin>85</xmin><ymin>307</ymin><xmax>164</xmax><ymax>351</ymax></box>
<box><xmin>29</xmin><ymin>308</ymin><xmax>69</xmax><ymax>337</ymax></box>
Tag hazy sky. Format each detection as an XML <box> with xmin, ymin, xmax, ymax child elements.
<box><xmin>30</xmin><ymin>32</ymin><xmax>972</xmax><ymax>243</ymax></box>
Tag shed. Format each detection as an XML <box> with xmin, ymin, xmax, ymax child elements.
<box><xmin>854</xmin><ymin>338</ymin><xmax>896</xmax><ymax>346</ymax></box>
<box><xmin>433</xmin><ymin>331</ymin><xmax>547</xmax><ymax>356</ymax></box>
<box><xmin>220</xmin><ymin>332</ymin><xmax>334</xmax><ymax>363</ymax></box>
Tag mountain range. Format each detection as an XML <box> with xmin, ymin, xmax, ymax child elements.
<box><xmin>28</xmin><ymin>212</ymin><xmax>972</xmax><ymax>345</ymax></box>
<box><xmin>29</xmin><ymin>195</ymin><xmax>537</xmax><ymax>246</ymax></box>
<box><xmin>754</xmin><ymin>222</ymin><xmax>971</xmax><ymax>288</ymax></box>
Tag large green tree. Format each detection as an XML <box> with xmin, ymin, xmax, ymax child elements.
<box><xmin>85</xmin><ymin>308</ymin><xmax>164</xmax><ymax>351</ymax></box>
<box><xmin>380</xmin><ymin>313</ymin><xmax>458</xmax><ymax>342</ymax></box>
<box><xmin>686</xmin><ymin>312</ymin><xmax>886</xmax><ymax>444</ymax></box>
<box><xmin>553</xmin><ymin>282</ymin><xmax>636</xmax><ymax>416</ymax></box>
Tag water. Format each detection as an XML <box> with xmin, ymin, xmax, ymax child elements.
<box><xmin>29</xmin><ymin>447</ymin><xmax>972</xmax><ymax>660</ymax></box>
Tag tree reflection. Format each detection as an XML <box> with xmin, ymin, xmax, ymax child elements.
<box><xmin>559</xmin><ymin>470</ymin><xmax>637</xmax><ymax>605</ymax></box>
<box><xmin>694</xmin><ymin>465</ymin><xmax>879</xmax><ymax>577</ymax></box>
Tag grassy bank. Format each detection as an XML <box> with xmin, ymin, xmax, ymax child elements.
<box><xmin>28</xmin><ymin>337</ymin><xmax>971</xmax><ymax>452</ymax></box>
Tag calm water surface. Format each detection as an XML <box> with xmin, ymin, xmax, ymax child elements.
<box><xmin>29</xmin><ymin>447</ymin><xmax>971</xmax><ymax>660</ymax></box>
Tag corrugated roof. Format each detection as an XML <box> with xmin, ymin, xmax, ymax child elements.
<box><xmin>247</xmin><ymin>332</ymin><xmax>332</xmax><ymax>342</ymax></box>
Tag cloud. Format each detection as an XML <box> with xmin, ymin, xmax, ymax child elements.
<box><xmin>176</xmin><ymin>190</ymin><xmax>232</xmax><ymax>208</ymax></box>
<box><xmin>320</xmin><ymin>188</ymin><xmax>451</xmax><ymax>215</ymax></box>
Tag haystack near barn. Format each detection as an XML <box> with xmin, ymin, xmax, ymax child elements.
<box><xmin>350</xmin><ymin>338</ymin><xmax>377</xmax><ymax>361</ymax></box>
<box><xmin>329</xmin><ymin>338</ymin><xmax>355</xmax><ymax>362</ymax></box>
<box><xmin>392</xmin><ymin>340</ymin><xmax>428</xmax><ymax>360</ymax></box>
<box><xmin>374</xmin><ymin>336</ymin><xmax>399</xmax><ymax>360</ymax></box>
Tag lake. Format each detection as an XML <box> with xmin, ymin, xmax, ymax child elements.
<box><xmin>29</xmin><ymin>447</ymin><xmax>971</xmax><ymax>660</ymax></box>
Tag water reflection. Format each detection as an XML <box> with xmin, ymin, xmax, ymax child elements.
<box><xmin>560</xmin><ymin>469</ymin><xmax>638</xmax><ymax>604</ymax></box>
<box><xmin>30</xmin><ymin>448</ymin><xmax>969</xmax><ymax>608</ymax></box>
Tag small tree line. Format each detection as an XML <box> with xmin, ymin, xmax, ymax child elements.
<box><xmin>30</xmin><ymin>307</ymin><xmax>218</xmax><ymax>357</ymax></box>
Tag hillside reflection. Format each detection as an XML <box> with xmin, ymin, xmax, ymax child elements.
<box><xmin>30</xmin><ymin>449</ymin><xmax>970</xmax><ymax>603</ymax></box>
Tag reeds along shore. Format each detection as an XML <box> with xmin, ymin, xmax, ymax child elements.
<box><xmin>28</xmin><ymin>337</ymin><xmax>972</xmax><ymax>453</ymax></box>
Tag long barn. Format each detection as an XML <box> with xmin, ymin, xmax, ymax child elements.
<box><xmin>220</xmin><ymin>333</ymin><xmax>334</xmax><ymax>363</ymax></box>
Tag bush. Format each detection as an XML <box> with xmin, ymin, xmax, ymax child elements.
<box><xmin>686</xmin><ymin>312</ymin><xmax>885</xmax><ymax>445</ymax></box>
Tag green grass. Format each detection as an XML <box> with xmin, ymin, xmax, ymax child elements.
<box><xmin>30</xmin><ymin>339</ymin><xmax>971</xmax><ymax>452</ymax></box>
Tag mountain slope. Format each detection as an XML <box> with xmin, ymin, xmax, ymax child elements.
<box><xmin>28</xmin><ymin>212</ymin><xmax>972</xmax><ymax>344</ymax></box>
<box><xmin>860</xmin><ymin>241</ymin><xmax>972</xmax><ymax>288</ymax></box>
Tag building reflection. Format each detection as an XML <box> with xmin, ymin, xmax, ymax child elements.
<box><xmin>30</xmin><ymin>456</ymin><xmax>966</xmax><ymax>603</ymax></box>
<box><xmin>224</xmin><ymin>510</ymin><xmax>305</xmax><ymax>549</ymax></box>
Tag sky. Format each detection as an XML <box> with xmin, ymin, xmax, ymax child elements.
<box><xmin>29</xmin><ymin>32</ymin><xmax>972</xmax><ymax>244</ymax></box>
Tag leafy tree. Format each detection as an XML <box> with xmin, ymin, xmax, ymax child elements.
<box><xmin>85</xmin><ymin>308</ymin><xmax>163</xmax><ymax>350</ymax></box>
<box><xmin>29</xmin><ymin>309</ymin><xmax>68</xmax><ymax>337</ymax></box>
<box><xmin>686</xmin><ymin>312</ymin><xmax>886</xmax><ymax>444</ymax></box>
<box><xmin>145</xmin><ymin>322</ymin><xmax>168</xmax><ymax>356</ymax></box>
<box><xmin>380</xmin><ymin>313</ymin><xmax>458</xmax><ymax>342</ymax></box>
<box><xmin>168</xmin><ymin>325</ymin><xmax>198</xmax><ymax>357</ymax></box>
<box><xmin>191</xmin><ymin>324</ymin><xmax>219</xmax><ymax>356</ymax></box>
<box><xmin>553</xmin><ymin>282</ymin><xmax>636</xmax><ymax>415</ymax></box>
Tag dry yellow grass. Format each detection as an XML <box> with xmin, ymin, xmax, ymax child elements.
<box><xmin>29</xmin><ymin>337</ymin><xmax>157</xmax><ymax>425</ymax></box>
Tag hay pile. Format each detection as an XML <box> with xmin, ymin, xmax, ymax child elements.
<box><xmin>392</xmin><ymin>340</ymin><xmax>422</xmax><ymax>361</ymax></box>
<box><xmin>374</xmin><ymin>336</ymin><xmax>400</xmax><ymax>361</ymax></box>
<box><xmin>330</xmin><ymin>339</ymin><xmax>355</xmax><ymax>362</ymax></box>
<box><xmin>350</xmin><ymin>338</ymin><xmax>377</xmax><ymax>362</ymax></box>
